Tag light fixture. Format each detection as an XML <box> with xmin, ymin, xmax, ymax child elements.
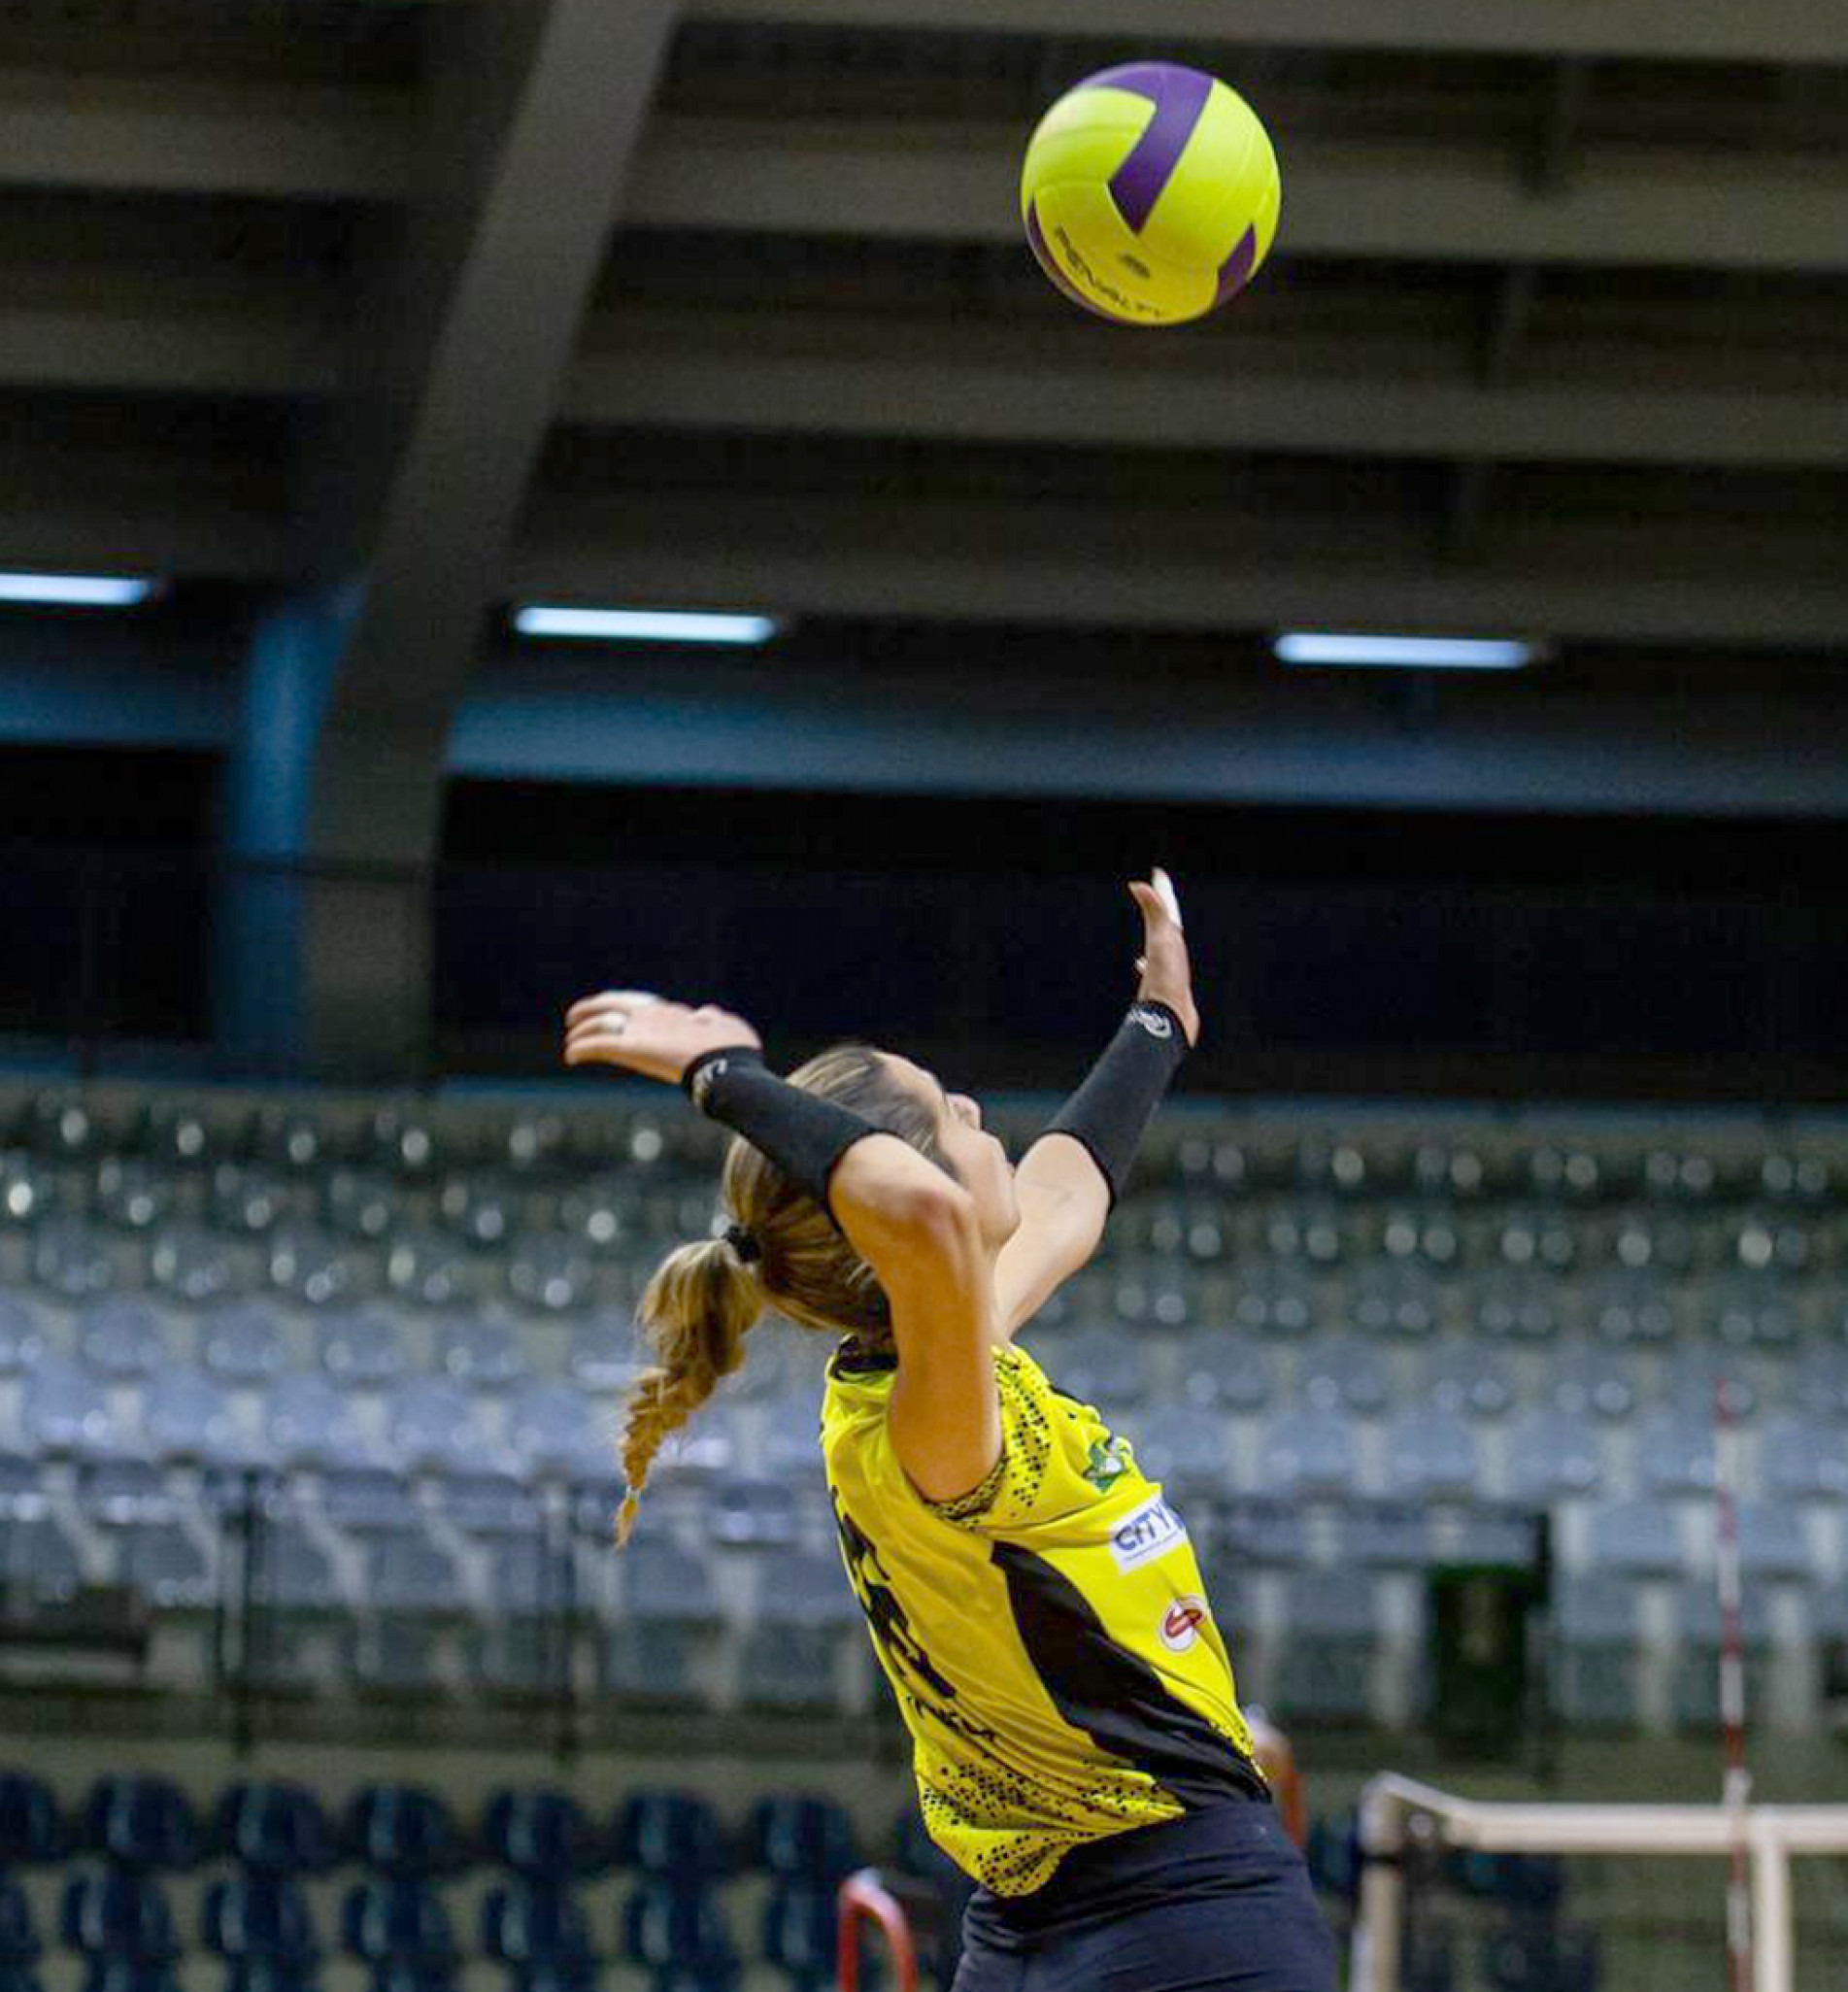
<box><xmin>0</xmin><ymin>573</ymin><xmax>156</xmax><ymax>608</ymax></box>
<box><xmin>513</xmin><ymin>605</ymin><xmax>781</xmax><ymax>646</ymax></box>
<box><xmin>1275</xmin><ymin>632</ymin><xmax>1538</xmax><ymax>671</ymax></box>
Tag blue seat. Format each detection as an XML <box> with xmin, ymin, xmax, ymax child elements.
<box><xmin>319</xmin><ymin>1309</ymin><xmax>409</xmax><ymax>1389</ymax></box>
<box><xmin>1045</xmin><ymin>1327</ymin><xmax>1148</xmax><ymax>1411</ymax></box>
<box><xmin>747</xmin><ymin>1796</ymin><xmax>857</xmax><ymax>1885</ymax></box>
<box><xmin>0</xmin><ymin>1772</ymin><xmax>63</xmax><ymax>1864</ymax></box>
<box><xmin>620</xmin><ymin>1880</ymin><xmax>737</xmax><ymax>1983</ymax></box>
<box><xmin>435</xmin><ymin>1318</ymin><xmax>528</xmax><ymax>1393</ymax></box>
<box><xmin>1294</xmin><ymin>1335</ymin><xmax>1393</xmax><ymax>1416</ymax></box>
<box><xmin>739</xmin><ymin>1550</ymin><xmax>858</xmax><ymax>1711</ymax></box>
<box><xmin>386</xmin><ymin>1381</ymin><xmax>494</xmax><ymax>1478</ymax></box>
<box><xmin>0</xmin><ymin>1294</ymin><xmax>47</xmax><ymax>1375</ymax></box>
<box><xmin>1587</xmin><ymin>1500</ymin><xmax>1685</xmax><ymax>1578</ymax></box>
<box><xmin>0</xmin><ymin>1875</ymin><xmax>41</xmax><ymax>1990</ymax></box>
<box><xmin>143</xmin><ymin>1366</ymin><xmax>248</xmax><ymax>1466</ymax></box>
<box><xmin>213</xmin><ymin>1784</ymin><xmax>338</xmax><ymax>1875</ymax></box>
<box><xmin>265</xmin><ymin>1376</ymin><xmax>370</xmax><ymax>1471</ymax></box>
<box><xmin>344</xmin><ymin>1789</ymin><xmax>462</xmax><ymax>1878</ymax></box>
<box><xmin>613</xmin><ymin>1795</ymin><xmax>729</xmax><ymax>1882</ymax></box>
<box><xmin>482</xmin><ymin>1793</ymin><xmax>605</xmax><ymax>1882</ymax></box>
<box><xmin>1503</xmin><ymin>1411</ymin><xmax>1603</xmax><ymax>1503</ymax></box>
<box><xmin>480</xmin><ymin>1882</ymin><xmax>597</xmax><ymax>1982</ymax></box>
<box><xmin>341</xmin><ymin>1880</ymin><xmax>456</xmax><ymax>1968</ymax></box>
<box><xmin>603</xmin><ymin>1541</ymin><xmax>721</xmax><ymax>1704</ymax></box>
<box><xmin>150</xmin><ymin>1223</ymin><xmax>247</xmax><ymax>1305</ymax></box>
<box><xmin>504</xmin><ymin>1384</ymin><xmax>609</xmax><ymax>1484</ymax></box>
<box><xmin>21</xmin><ymin>1355</ymin><xmax>118</xmax><ymax>1457</ymax></box>
<box><xmin>1383</xmin><ymin>1410</ymin><xmax>1481</xmax><ymax>1501</ymax></box>
<box><xmin>1258</xmin><ymin>1409</ymin><xmax>1358</xmax><ymax>1497</ymax></box>
<box><xmin>760</xmin><ymin>1881</ymin><xmax>834</xmax><ymax>1992</ymax></box>
<box><xmin>61</xmin><ymin>1870</ymin><xmax>181</xmax><ymax>1958</ymax></box>
<box><xmin>1175</xmin><ymin>1335</ymin><xmax>1277</xmax><ymax>1414</ymax></box>
<box><xmin>200</xmin><ymin>1304</ymin><xmax>291</xmax><ymax>1386</ymax></box>
<box><xmin>76</xmin><ymin>1298</ymin><xmax>169</xmax><ymax>1378</ymax></box>
<box><xmin>202</xmin><ymin>1875</ymin><xmax>319</xmax><ymax>1974</ymax></box>
<box><xmin>1131</xmin><ymin>1406</ymin><xmax>1237</xmax><ymax>1502</ymax></box>
<box><xmin>119</xmin><ymin>1522</ymin><xmax>215</xmax><ymax>1612</ymax></box>
<box><xmin>83</xmin><ymin>1775</ymin><xmax>202</xmax><ymax>1872</ymax></box>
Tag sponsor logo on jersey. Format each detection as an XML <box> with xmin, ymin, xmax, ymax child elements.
<box><xmin>1159</xmin><ymin>1594</ymin><xmax>1209</xmax><ymax>1652</ymax></box>
<box><xmin>1083</xmin><ymin>1435</ymin><xmax>1134</xmax><ymax>1492</ymax></box>
<box><xmin>1128</xmin><ymin>1004</ymin><xmax>1174</xmax><ymax>1040</ymax></box>
<box><xmin>1109</xmin><ymin>1492</ymin><xmax>1189</xmax><ymax>1571</ymax></box>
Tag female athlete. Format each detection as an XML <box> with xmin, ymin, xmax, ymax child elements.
<box><xmin>562</xmin><ymin>870</ymin><xmax>1336</xmax><ymax>1992</ymax></box>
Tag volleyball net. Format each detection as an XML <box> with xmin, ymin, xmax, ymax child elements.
<box><xmin>1347</xmin><ymin>1775</ymin><xmax>1848</xmax><ymax>1992</ymax></box>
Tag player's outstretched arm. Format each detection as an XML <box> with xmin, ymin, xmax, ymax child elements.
<box><xmin>994</xmin><ymin>868</ymin><xmax>1199</xmax><ymax>1336</ymax></box>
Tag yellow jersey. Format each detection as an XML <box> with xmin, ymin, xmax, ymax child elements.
<box><xmin>821</xmin><ymin>1336</ymin><xmax>1265</xmax><ymax>1897</ymax></box>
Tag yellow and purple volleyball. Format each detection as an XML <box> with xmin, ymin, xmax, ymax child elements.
<box><xmin>1021</xmin><ymin>62</ymin><xmax>1281</xmax><ymax>327</ymax></box>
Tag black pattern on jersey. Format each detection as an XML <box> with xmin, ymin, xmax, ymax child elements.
<box><xmin>991</xmin><ymin>1539</ymin><xmax>1268</xmax><ymax>1809</ymax></box>
<box><xmin>834</xmin><ymin>1497</ymin><xmax>1001</xmax><ymax>1744</ymax></box>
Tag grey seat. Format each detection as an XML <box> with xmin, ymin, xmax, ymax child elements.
<box><xmin>603</xmin><ymin>1536</ymin><xmax>721</xmax><ymax>1704</ymax></box>
<box><xmin>265</xmin><ymin>1374</ymin><xmax>369</xmax><ymax>1471</ymax></box>
<box><xmin>75</xmin><ymin>1459</ymin><xmax>171</xmax><ymax>1525</ymax></box>
<box><xmin>142</xmin><ymin>1367</ymin><xmax>248</xmax><ymax>1466</ymax></box>
<box><xmin>76</xmin><ymin>1297</ymin><xmax>169</xmax><ymax>1378</ymax></box>
<box><xmin>385</xmin><ymin>1229</ymin><xmax>471</xmax><ymax>1308</ymax></box>
<box><xmin>323</xmin><ymin>1167</ymin><xmax>400</xmax><ymax>1241</ymax></box>
<box><xmin>1420</xmin><ymin>1342</ymin><xmax>1515</xmax><ymax>1419</ymax></box>
<box><xmin>1791</xmin><ymin>1347</ymin><xmax>1848</xmax><ymax>1421</ymax></box>
<box><xmin>1470</xmin><ymin>1274</ymin><xmax>1562</xmax><ymax>1342</ymax></box>
<box><xmin>754</xmin><ymin>1393</ymin><xmax>816</xmax><ymax>1481</ymax></box>
<box><xmin>1175</xmin><ymin>1335</ymin><xmax>1277</xmax><ymax>1414</ymax></box>
<box><xmin>437</xmin><ymin>1173</ymin><xmax>513</xmax><ymax>1250</ymax></box>
<box><xmin>366</xmin><ymin>1527</ymin><xmax>460</xmax><ymax>1612</ymax></box>
<box><xmin>566</xmin><ymin>1310</ymin><xmax>642</xmax><ymax>1395</ymax></box>
<box><xmin>1294</xmin><ymin>1336</ymin><xmax>1392</xmax><ymax>1417</ymax></box>
<box><xmin>319</xmin><ymin>1309</ymin><xmax>409</xmax><ymax>1390</ymax></box>
<box><xmin>1584</xmin><ymin>1272</ymin><xmax>1679</xmax><ymax>1346</ymax></box>
<box><xmin>1548</xmin><ymin>1346</ymin><xmax>1641</xmax><ymax>1422</ymax></box>
<box><xmin>120</xmin><ymin>1521</ymin><xmax>214</xmax><ymax>1611</ymax></box>
<box><xmin>93</xmin><ymin>1157</ymin><xmax>176</xmax><ymax>1232</ymax></box>
<box><xmin>1108</xmin><ymin>1260</ymin><xmax>1200</xmax><ymax>1329</ymax></box>
<box><xmin>0</xmin><ymin>1152</ymin><xmax>54</xmax><ymax>1226</ymax></box>
<box><xmin>708</xmin><ymin>1473</ymin><xmax>801</xmax><ymax>1548</ymax></box>
<box><xmin>1672</xmin><ymin>1581</ymin><xmax>1771</xmax><ymax>1729</ymax></box>
<box><xmin>319</xmin><ymin>1468</ymin><xmax>420</xmax><ymax>1534</ymax></box>
<box><xmin>435</xmin><ymin>1316</ymin><xmax>528</xmax><ymax>1392</ymax></box>
<box><xmin>1044</xmin><ymin>1326</ymin><xmax>1147</xmax><ymax>1412</ymax></box>
<box><xmin>1702</xmin><ymin>1278</ymin><xmax>1801</xmax><ymax>1351</ymax></box>
<box><xmin>0</xmin><ymin>1294</ymin><xmax>47</xmax><ymax>1374</ymax></box>
<box><xmin>506</xmin><ymin>1234</ymin><xmax>595</xmax><ymax>1313</ymax></box>
<box><xmin>1258</xmin><ymin>1409</ymin><xmax>1358</xmax><ymax>1497</ymax></box>
<box><xmin>245</xmin><ymin>1508</ymin><xmax>349</xmax><ymax>1690</ymax></box>
<box><xmin>1348</xmin><ymin>1264</ymin><xmax>1441</xmax><ymax>1339</ymax></box>
<box><xmin>266</xmin><ymin>1226</ymin><xmax>364</xmax><ymax>1308</ymax></box>
<box><xmin>504</xmin><ymin>1382</ymin><xmax>611</xmax><ymax>1483</ymax></box>
<box><xmin>1274</xmin><ymin>1570</ymin><xmax>1377</xmax><ymax>1723</ymax></box>
<box><xmin>433</xmin><ymin>1470</ymin><xmax>540</xmax><ymax>1538</ymax></box>
<box><xmin>1759</xmin><ymin>1416</ymin><xmax>1848</xmax><ymax>1502</ymax></box>
<box><xmin>208</xmin><ymin>1162</ymin><xmax>290</xmax><ymax>1235</ymax></box>
<box><xmin>1226</xmin><ymin>1263</ymin><xmax>1318</xmax><ymax>1337</ymax></box>
<box><xmin>1587</xmin><ymin>1498</ymin><xmax>1684</xmax><ymax>1577</ymax></box>
<box><xmin>1664</xmin><ymin>1356</ymin><xmax>1761</xmax><ymax>1424</ymax></box>
<box><xmin>20</xmin><ymin>1356</ymin><xmax>118</xmax><ymax>1457</ymax></box>
<box><xmin>31</xmin><ymin>1218</ymin><xmax>118</xmax><ymax>1300</ymax></box>
<box><xmin>1133</xmin><ymin>1406</ymin><xmax>1237</xmax><ymax>1502</ymax></box>
<box><xmin>1553</xmin><ymin>1574</ymin><xmax>1643</xmax><ymax>1729</ymax></box>
<box><xmin>1382</xmin><ymin>1409</ymin><xmax>1482</xmax><ymax>1501</ymax></box>
<box><xmin>0</xmin><ymin>1513</ymin><xmax>84</xmax><ymax>1602</ymax></box>
<box><xmin>1504</xmin><ymin>1410</ymin><xmax>1604</xmax><ymax>1503</ymax></box>
<box><xmin>200</xmin><ymin>1303</ymin><xmax>290</xmax><ymax>1386</ymax></box>
<box><xmin>150</xmin><ymin>1221</ymin><xmax>249</xmax><ymax>1304</ymax></box>
<box><xmin>386</xmin><ymin>1379</ymin><xmax>496</xmax><ymax>1477</ymax></box>
<box><xmin>1733</xmin><ymin>1500</ymin><xmax>1814</xmax><ymax>1583</ymax></box>
<box><xmin>739</xmin><ymin>1549</ymin><xmax>858</xmax><ymax>1711</ymax></box>
<box><xmin>1635</xmin><ymin>1411</ymin><xmax>1718</xmax><ymax>1499</ymax></box>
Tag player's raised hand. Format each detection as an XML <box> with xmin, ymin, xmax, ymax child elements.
<box><xmin>562</xmin><ymin>991</ymin><xmax>762</xmax><ymax>1088</ymax></box>
<box><xmin>1127</xmin><ymin>867</ymin><xmax>1200</xmax><ymax>1047</ymax></box>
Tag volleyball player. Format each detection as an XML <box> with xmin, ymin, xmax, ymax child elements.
<box><xmin>562</xmin><ymin>871</ymin><xmax>1336</xmax><ymax>1992</ymax></box>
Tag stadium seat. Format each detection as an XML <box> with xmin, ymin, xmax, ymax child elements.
<box><xmin>20</xmin><ymin>1356</ymin><xmax>118</xmax><ymax>1456</ymax></box>
<box><xmin>1349</xmin><ymin>1264</ymin><xmax>1441</xmax><ymax>1338</ymax></box>
<box><xmin>341</xmin><ymin>1878</ymin><xmax>457</xmax><ymax>1988</ymax></box>
<box><xmin>503</xmin><ymin>1384</ymin><xmax>610</xmax><ymax>1484</ymax></box>
<box><xmin>202</xmin><ymin>1874</ymin><xmax>320</xmax><ymax>1976</ymax></box>
<box><xmin>482</xmin><ymin>1792</ymin><xmax>606</xmax><ymax>1882</ymax></box>
<box><xmin>1225</xmin><ymin>1263</ymin><xmax>1317</xmax><ymax>1338</ymax></box>
<box><xmin>1175</xmin><ymin>1335</ymin><xmax>1277</xmax><ymax>1414</ymax></box>
<box><xmin>209</xmin><ymin>1165</ymin><xmax>289</xmax><ymax>1239</ymax></box>
<box><xmin>1258</xmin><ymin>1409</ymin><xmax>1360</xmax><ymax>1498</ymax></box>
<box><xmin>1295</xmin><ymin>1336</ymin><xmax>1392</xmax><ymax>1416</ymax></box>
<box><xmin>1503</xmin><ymin>1412</ymin><xmax>1604</xmax><ymax>1504</ymax></box>
<box><xmin>1552</xmin><ymin>1575</ymin><xmax>1643</xmax><ymax>1729</ymax></box>
<box><xmin>213</xmin><ymin>1784</ymin><xmax>338</xmax><ymax>1875</ymax></box>
<box><xmin>0</xmin><ymin>1154</ymin><xmax>55</xmax><ymax>1231</ymax></box>
<box><xmin>0</xmin><ymin>1293</ymin><xmax>47</xmax><ymax>1374</ymax></box>
<box><xmin>1548</xmin><ymin>1347</ymin><xmax>1640</xmax><ymax>1422</ymax></box>
<box><xmin>1672</xmin><ymin>1582</ymin><xmax>1772</xmax><ymax>1729</ymax></box>
<box><xmin>620</xmin><ymin>1878</ymin><xmax>737</xmax><ymax>1987</ymax></box>
<box><xmin>433</xmin><ymin>1471</ymin><xmax>540</xmax><ymax>1539</ymax></box>
<box><xmin>480</xmin><ymin>1881</ymin><xmax>598</xmax><ymax>1990</ymax></box>
<box><xmin>142</xmin><ymin>1367</ymin><xmax>249</xmax><ymax>1466</ymax></box>
<box><xmin>344</xmin><ymin>1788</ymin><xmax>463</xmax><ymax>1878</ymax></box>
<box><xmin>1478</xmin><ymin>1911</ymin><xmax>1600</xmax><ymax>1992</ymax></box>
<box><xmin>613</xmin><ymin>1794</ymin><xmax>730</xmax><ymax>1882</ymax></box>
<box><xmin>1274</xmin><ymin>1571</ymin><xmax>1378</xmax><ymax>1722</ymax></box>
<box><xmin>1382</xmin><ymin>1409</ymin><xmax>1482</xmax><ymax>1501</ymax></box>
<box><xmin>76</xmin><ymin>1297</ymin><xmax>168</xmax><ymax>1378</ymax></box>
<box><xmin>385</xmin><ymin>1232</ymin><xmax>472</xmax><ymax>1310</ymax></box>
<box><xmin>151</xmin><ymin>1223</ymin><xmax>250</xmax><ymax>1305</ymax></box>
<box><xmin>747</xmin><ymin>1796</ymin><xmax>857</xmax><ymax>1884</ymax></box>
<box><xmin>601</xmin><ymin>1539</ymin><xmax>722</xmax><ymax>1705</ymax></box>
<box><xmin>1584</xmin><ymin>1272</ymin><xmax>1677</xmax><ymax>1346</ymax></box>
<box><xmin>738</xmin><ymin>1549</ymin><xmax>860</xmax><ymax>1711</ymax></box>
<box><xmin>506</xmin><ymin>1235</ymin><xmax>595</xmax><ymax>1315</ymax></box>
<box><xmin>1587</xmin><ymin>1500</ymin><xmax>1685</xmax><ymax>1578</ymax></box>
<box><xmin>1042</xmin><ymin>1325</ymin><xmax>1147</xmax><ymax>1410</ymax></box>
<box><xmin>264</xmin><ymin>1228</ymin><xmax>364</xmax><ymax>1310</ymax></box>
<box><xmin>434</xmin><ymin>1317</ymin><xmax>528</xmax><ymax>1392</ymax></box>
<box><xmin>1130</xmin><ymin>1405</ymin><xmax>1238</xmax><ymax>1502</ymax></box>
<box><xmin>760</xmin><ymin>1881</ymin><xmax>835</xmax><ymax>1992</ymax></box>
<box><xmin>386</xmin><ymin>1381</ymin><xmax>495</xmax><ymax>1477</ymax></box>
<box><xmin>1759</xmin><ymin>1416</ymin><xmax>1848</xmax><ymax>1502</ymax></box>
<box><xmin>0</xmin><ymin>1773</ymin><xmax>63</xmax><ymax>1864</ymax></box>
<box><xmin>31</xmin><ymin>1218</ymin><xmax>119</xmax><ymax>1301</ymax></box>
<box><xmin>319</xmin><ymin>1310</ymin><xmax>409</xmax><ymax>1390</ymax></box>
<box><xmin>200</xmin><ymin>1304</ymin><xmax>291</xmax><ymax>1386</ymax></box>
<box><xmin>1792</xmin><ymin>1346</ymin><xmax>1848</xmax><ymax>1421</ymax></box>
<box><xmin>708</xmin><ymin>1473</ymin><xmax>801</xmax><ymax>1548</ymax></box>
<box><xmin>1633</xmin><ymin>1411</ymin><xmax>1718</xmax><ymax>1499</ymax></box>
<box><xmin>319</xmin><ymin>1469</ymin><xmax>420</xmax><ymax>1535</ymax></box>
<box><xmin>1420</xmin><ymin>1343</ymin><xmax>1515</xmax><ymax>1419</ymax></box>
<box><xmin>1</xmin><ymin>1514</ymin><xmax>84</xmax><ymax>1603</ymax></box>
<box><xmin>61</xmin><ymin>1869</ymin><xmax>181</xmax><ymax>1958</ymax></box>
<box><xmin>264</xmin><ymin>1376</ymin><xmax>370</xmax><ymax>1472</ymax></box>
<box><xmin>118</xmin><ymin>1521</ymin><xmax>215</xmax><ymax>1612</ymax></box>
<box><xmin>0</xmin><ymin>1875</ymin><xmax>41</xmax><ymax>1992</ymax></box>
<box><xmin>1470</xmin><ymin>1275</ymin><xmax>1561</xmax><ymax>1342</ymax></box>
<box><xmin>83</xmin><ymin>1775</ymin><xmax>202</xmax><ymax>1872</ymax></box>
<box><xmin>1732</xmin><ymin>1501</ymin><xmax>1814</xmax><ymax>1583</ymax></box>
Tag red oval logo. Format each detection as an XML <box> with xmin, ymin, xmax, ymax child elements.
<box><xmin>1159</xmin><ymin>1596</ymin><xmax>1208</xmax><ymax>1652</ymax></box>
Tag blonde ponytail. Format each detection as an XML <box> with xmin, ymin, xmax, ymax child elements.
<box><xmin>614</xmin><ymin>1043</ymin><xmax>947</xmax><ymax>1544</ymax></box>
<box><xmin>616</xmin><ymin>1233</ymin><xmax>763</xmax><ymax>1545</ymax></box>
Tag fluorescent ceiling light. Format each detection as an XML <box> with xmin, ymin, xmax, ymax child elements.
<box><xmin>0</xmin><ymin>572</ymin><xmax>156</xmax><ymax>608</ymax></box>
<box><xmin>1275</xmin><ymin>632</ymin><xmax>1537</xmax><ymax>671</ymax></box>
<box><xmin>514</xmin><ymin>605</ymin><xmax>781</xmax><ymax>646</ymax></box>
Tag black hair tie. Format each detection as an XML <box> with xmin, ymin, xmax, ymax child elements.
<box><xmin>723</xmin><ymin>1222</ymin><xmax>762</xmax><ymax>1266</ymax></box>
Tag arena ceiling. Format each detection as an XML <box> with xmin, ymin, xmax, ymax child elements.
<box><xmin>3</xmin><ymin>0</ymin><xmax>1848</xmax><ymax>829</ymax></box>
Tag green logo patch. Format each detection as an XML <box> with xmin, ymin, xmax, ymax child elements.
<box><xmin>1083</xmin><ymin>1435</ymin><xmax>1133</xmax><ymax>1492</ymax></box>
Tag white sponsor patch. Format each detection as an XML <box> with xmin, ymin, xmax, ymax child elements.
<box><xmin>1109</xmin><ymin>1492</ymin><xmax>1189</xmax><ymax>1572</ymax></box>
<box><xmin>1159</xmin><ymin>1595</ymin><xmax>1209</xmax><ymax>1653</ymax></box>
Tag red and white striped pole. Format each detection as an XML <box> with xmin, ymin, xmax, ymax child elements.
<box><xmin>1715</xmin><ymin>1376</ymin><xmax>1754</xmax><ymax>1992</ymax></box>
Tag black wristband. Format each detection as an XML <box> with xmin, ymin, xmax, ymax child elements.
<box><xmin>682</xmin><ymin>1047</ymin><xmax>879</xmax><ymax>1223</ymax></box>
<box><xmin>1044</xmin><ymin>1001</ymin><xmax>1189</xmax><ymax>1206</ymax></box>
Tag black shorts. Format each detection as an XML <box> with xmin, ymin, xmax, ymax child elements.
<box><xmin>950</xmin><ymin>1803</ymin><xmax>1339</xmax><ymax>1992</ymax></box>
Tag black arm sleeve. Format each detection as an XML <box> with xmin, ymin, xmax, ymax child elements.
<box><xmin>682</xmin><ymin>1047</ymin><xmax>879</xmax><ymax>1222</ymax></box>
<box><xmin>1043</xmin><ymin>1001</ymin><xmax>1190</xmax><ymax>1207</ymax></box>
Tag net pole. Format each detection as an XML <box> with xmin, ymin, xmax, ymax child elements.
<box><xmin>1715</xmin><ymin>1377</ymin><xmax>1754</xmax><ymax>1992</ymax></box>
